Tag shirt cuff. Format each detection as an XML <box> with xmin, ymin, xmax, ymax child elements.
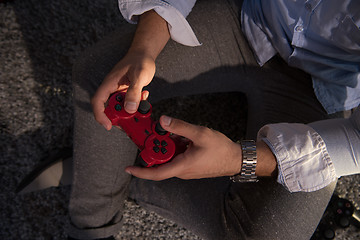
<box><xmin>309</xmin><ymin>106</ymin><xmax>360</xmax><ymax>177</ymax></box>
<box><xmin>118</xmin><ymin>0</ymin><xmax>201</xmax><ymax>47</ymax></box>
<box><xmin>258</xmin><ymin>123</ymin><xmax>337</xmax><ymax>193</ymax></box>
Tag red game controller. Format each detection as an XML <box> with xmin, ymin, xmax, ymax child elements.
<box><xmin>104</xmin><ymin>91</ymin><xmax>187</xmax><ymax>167</ymax></box>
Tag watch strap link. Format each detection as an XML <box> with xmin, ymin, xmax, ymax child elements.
<box><xmin>230</xmin><ymin>140</ymin><xmax>258</xmax><ymax>183</ymax></box>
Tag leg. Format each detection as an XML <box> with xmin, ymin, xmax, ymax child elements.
<box><xmin>69</xmin><ymin>0</ymin><xmax>334</xmax><ymax>239</ymax></box>
<box><xmin>68</xmin><ymin>1</ymin><xmax>253</xmax><ymax>237</ymax></box>
<box><xmin>68</xmin><ymin>27</ymin><xmax>140</xmax><ymax>239</ymax></box>
<box><xmin>128</xmin><ymin>1</ymin><xmax>335</xmax><ymax>240</ymax></box>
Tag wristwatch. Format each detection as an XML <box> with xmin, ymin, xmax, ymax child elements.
<box><xmin>230</xmin><ymin>140</ymin><xmax>258</xmax><ymax>183</ymax></box>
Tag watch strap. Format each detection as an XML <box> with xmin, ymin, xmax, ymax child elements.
<box><xmin>230</xmin><ymin>140</ymin><xmax>258</xmax><ymax>183</ymax></box>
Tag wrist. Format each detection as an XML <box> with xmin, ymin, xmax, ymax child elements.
<box><xmin>125</xmin><ymin>50</ymin><xmax>156</xmax><ymax>63</ymax></box>
<box><xmin>230</xmin><ymin>140</ymin><xmax>278</xmax><ymax>182</ymax></box>
<box><xmin>255</xmin><ymin>140</ymin><xmax>278</xmax><ymax>177</ymax></box>
<box><xmin>128</xmin><ymin>10</ymin><xmax>170</xmax><ymax>61</ymax></box>
<box><xmin>230</xmin><ymin>140</ymin><xmax>258</xmax><ymax>183</ymax></box>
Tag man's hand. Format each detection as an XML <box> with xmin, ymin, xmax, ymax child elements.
<box><xmin>91</xmin><ymin>10</ymin><xmax>170</xmax><ymax>130</ymax></box>
<box><xmin>91</xmin><ymin>52</ymin><xmax>154</xmax><ymax>130</ymax></box>
<box><xmin>125</xmin><ymin>116</ymin><xmax>244</xmax><ymax>180</ymax></box>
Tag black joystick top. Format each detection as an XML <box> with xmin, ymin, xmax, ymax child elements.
<box><xmin>337</xmin><ymin>216</ymin><xmax>350</xmax><ymax>228</ymax></box>
<box><xmin>138</xmin><ymin>100</ymin><xmax>151</xmax><ymax>114</ymax></box>
<box><xmin>322</xmin><ymin>228</ymin><xmax>335</xmax><ymax>239</ymax></box>
<box><xmin>155</xmin><ymin>122</ymin><xmax>167</xmax><ymax>135</ymax></box>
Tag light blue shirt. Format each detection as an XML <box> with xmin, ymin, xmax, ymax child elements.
<box><xmin>241</xmin><ymin>0</ymin><xmax>360</xmax><ymax>114</ymax></box>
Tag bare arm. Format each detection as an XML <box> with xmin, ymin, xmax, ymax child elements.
<box><xmin>91</xmin><ymin>10</ymin><xmax>170</xmax><ymax>130</ymax></box>
<box><xmin>129</xmin><ymin>10</ymin><xmax>170</xmax><ymax>61</ymax></box>
<box><xmin>125</xmin><ymin>116</ymin><xmax>278</xmax><ymax>181</ymax></box>
<box><xmin>256</xmin><ymin>140</ymin><xmax>278</xmax><ymax>177</ymax></box>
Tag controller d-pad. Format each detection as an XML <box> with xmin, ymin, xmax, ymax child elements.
<box><xmin>161</xmin><ymin>140</ymin><xmax>168</xmax><ymax>147</ymax></box>
<box><xmin>153</xmin><ymin>146</ymin><xmax>160</xmax><ymax>153</ymax></box>
<box><xmin>153</xmin><ymin>139</ymin><xmax>160</xmax><ymax>146</ymax></box>
<box><xmin>151</xmin><ymin>138</ymin><xmax>168</xmax><ymax>154</ymax></box>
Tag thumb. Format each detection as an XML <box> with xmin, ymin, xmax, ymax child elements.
<box><xmin>159</xmin><ymin>116</ymin><xmax>203</xmax><ymax>142</ymax></box>
<box><xmin>124</xmin><ymin>84</ymin><xmax>142</xmax><ymax>114</ymax></box>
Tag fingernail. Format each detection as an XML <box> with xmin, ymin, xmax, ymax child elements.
<box><xmin>144</xmin><ymin>91</ymin><xmax>149</xmax><ymax>99</ymax></box>
<box><xmin>162</xmin><ymin>115</ymin><xmax>172</xmax><ymax>127</ymax></box>
<box><xmin>102</xmin><ymin>123</ymin><xmax>110</xmax><ymax>130</ymax></box>
<box><xmin>125</xmin><ymin>169</ymin><xmax>132</xmax><ymax>175</ymax></box>
<box><xmin>124</xmin><ymin>102</ymin><xmax>137</xmax><ymax>112</ymax></box>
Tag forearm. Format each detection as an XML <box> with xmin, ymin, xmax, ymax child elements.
<box><xmin>128</xmin><ymin>10</ymin><xmax>170</xmax><ymax>60</ymax></box>
<box><xmin>255</xmin><ymin>140</ymin><xmax>278</xmax><ymax>177</ymax></box>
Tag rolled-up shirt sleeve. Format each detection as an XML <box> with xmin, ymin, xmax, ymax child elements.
<box><xmin>257</xmin><ymin>106</ymin><xmax>360</xmax><ymax>193</ymax></box>
<box><xmin>118</xmin><ymin>0</ymin><xmax>201</xmax><ymax>46</ymax></box>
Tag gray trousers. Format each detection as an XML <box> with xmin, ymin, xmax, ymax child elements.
<box><xmin>69</xmin><ymin>0</ymin><xmax>336</xmax><ymax>239</ymax></box>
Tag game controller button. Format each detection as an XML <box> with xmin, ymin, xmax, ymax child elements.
<box><xmin>161</xmin><ymin>147</ymin><xmax>167</xmax><ymax>154</ymax></box>
<box><xmin>138</xmin><ymin>100</ymin><xmax>151</xmax><ymax>114</ymax></box>
<box><xmin>153</xmin><ymin>139</ymin><xmax>160</xmax><ymax>146</ymax></box>
<box><xmin>161</xmin><ymin>140</ymin><xmax>168</xmax><ymax>147</ymax></box>
<box><xmin>116</xmin><ymin>94</ymin><xmax>123</xmax><ymax>102</ymax></box>
<box><xmin>322</xmin><ymin>228</ymin><xmax>335</xmax><ymax>239</ymax></box>
<box><xmin>153</xmin><ymin>146</ymin><xmax>160</xmax><ymax>153</ymax></box>
<box><xmin>344</xmin><ymin>209</ymin><xmax>352</xmax><ymax>216</ymax></box>
<box><xmin>155</xmin><ymin>122</ymin><xmax>167</xmax><ymax>135</ymax></box>
<box><xmin>338</xmin><ymin>216</ymin><xmax>350</xmax><ymax>228</ymax></box>
<box><xmin>115</xmin><ymin>104</ymin><xmax>122</xmax><ymax>111</ymax></box>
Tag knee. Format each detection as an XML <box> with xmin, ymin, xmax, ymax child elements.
<box><xmin>72</xmin><ymin>30</ymin><xmax>134</xmax><ymax>97</ymax></box>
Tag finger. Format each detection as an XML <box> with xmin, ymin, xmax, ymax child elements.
<box><xmin>159</xmin><ymin>116</ymin><xmax>206</xmax><ymax>143</ymax></box>
<box><xmin>91</xmin><ymin>70</ymin><xmax>129</xmax><ymax>130</ymax></box>
<box><xmin>123</xmin><ymin>84</ymin><xmax>142</xmax><ymax>114</ymax></box>
<box><xmin>141</xmin><ymin>90</ymin><xmax>149</xmax><ymax>100</ymax></box>
<box><xmin>125</xmin><ymin>69</ymin><xmax>153</xmax><ymax>113</ymax></box>
<box><xmin>125</xmin><ymin>157</ymin><xmax>185</xmax><ymax>181</ymax></box>
<box><xmin>91</xmin><ymin>89</ymin><xmax>114</xmax><ymax>130</ymax></box>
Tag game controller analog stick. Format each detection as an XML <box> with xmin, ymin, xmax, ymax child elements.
<box><xmin>155</xmin><ymin>122</ymin><xmax>168</xmax><ymax>135</ymax></box>
<box><xmin>138</xmin><ymin>100</ymin><xmax>151</xmax><ymax>114</ymax></box>
<box><xmin>104</xmin><ymin>91</ymin><xmax>188</xmax><ymax>167</ymax></box>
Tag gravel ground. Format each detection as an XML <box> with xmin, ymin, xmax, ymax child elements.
<box><xmin>0</xmin><ymin>1</ymin><xmax>359</xmax><ymax>239</ymax></box>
